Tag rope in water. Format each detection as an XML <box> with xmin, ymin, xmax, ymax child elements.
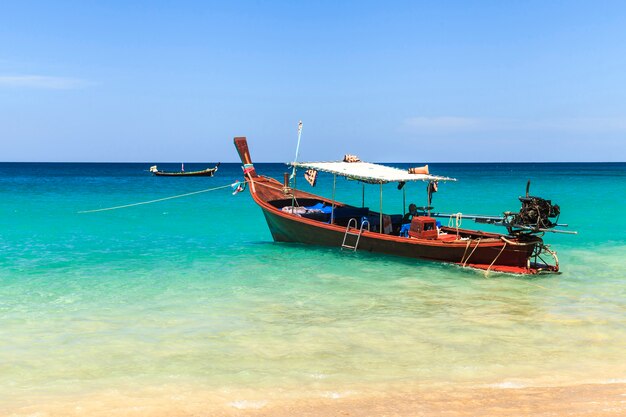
<box><xmin>78</xmin><ymin>175</ymin><xmax>284</xmax><ymax>214</ymax></box>
<box><xmin>78</xmin><ymin>182</ymin><xmax>240</xmax><ymax>214</ymax></box>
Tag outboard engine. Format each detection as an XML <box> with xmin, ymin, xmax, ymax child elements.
<box><xmin>514</xmin><ymin>195</ymin><xmax>560</xmax><ymax>230</ymax></box>
<box><xmin>506</xmin><ymin>181</ymin><xmax>561</xmax><ymax>234</ymax></box>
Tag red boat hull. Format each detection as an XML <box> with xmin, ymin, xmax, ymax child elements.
<box><xmin>260</xmin><ymin>200</ymin><xmax>535</xmax><ymax>268</ymax></box>
<box><xmin>234</xmin><ymin>137</ymin><xmax>556</xmax><ymax>275</ymax></box>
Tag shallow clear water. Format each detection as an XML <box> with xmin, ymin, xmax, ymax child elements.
<box><xmin>0</xmin><ymin>162</ymin><xmax>625</xmax><ymax>408</ymax></box>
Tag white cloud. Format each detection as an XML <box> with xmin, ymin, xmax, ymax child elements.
<box><xmin>0</xmin><ymin>75</ymin><xmax>89</xmax><ymax>89</ymax></box>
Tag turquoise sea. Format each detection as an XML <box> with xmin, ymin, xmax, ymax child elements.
<box><xmin>1</xmin><ymin>162</ymin><xmax>625</xmax><ymax>413</ymax></box>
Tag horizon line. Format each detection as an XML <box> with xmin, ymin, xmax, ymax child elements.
<box><xmin>0</xmin><ymin>160</ymin><xmax>624</xmax><ymax>164</ymax></box>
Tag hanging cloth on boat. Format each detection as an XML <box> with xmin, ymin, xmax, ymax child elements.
<box><xmin>231</xmin><ymin>180</ymin><xmax>247</xmax><ymax>195</ymax></box>
<box><xmin>427</xmin><ymin>180</ymin><xmax>438</xmax><ymax>206</ymax></box>
<box><xmin>304</xmin><ymin>169</ymin><xmax>318</xmax><ymax>187</ymax></box>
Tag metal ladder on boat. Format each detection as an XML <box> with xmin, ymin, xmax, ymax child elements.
<box><xmin>341</xmin><ymin>218</ymin><xmax>370</xmax><ymax>251</ymax></box>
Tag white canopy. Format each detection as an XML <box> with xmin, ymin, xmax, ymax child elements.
<box><xmin>291</xmin><ymin>161</ymin><xmax>456</xmax><ymax>184</ymax></box>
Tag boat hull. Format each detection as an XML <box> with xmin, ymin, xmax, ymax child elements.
<box><xmin>151</xmin><ymin>163</ymin><xmax>220</xmax><ymax>177</ymax></box>
<box><xmin>260</xmin><ymin>204</ymin><xmax>535</xmax><ymax>269</ymax></box>
<box><xmin>233</xmin><ymin>136</ymin><xmax>555</xmax><ymax>274</ymax></box>
<box><xmin>153</xmin><ymin>169</ymin><xmax>217</xmax><ymax>177</ymax></box>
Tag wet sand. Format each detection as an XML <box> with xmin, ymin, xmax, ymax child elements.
<box><xmin>4</xmin><ymin>382</ymin><xmax>625</xmax><ymax>417</ymax></box>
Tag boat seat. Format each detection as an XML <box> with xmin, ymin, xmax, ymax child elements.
<box><xmin>301</xmin><ymin>211</ymin><xmax>330</xmax><ymax>222</ymax></box>
<box><xmin>437</xmin><ymin>233</ymin><xmax>458</xmax><ymax>241</ymax></box>
<box><xmin>334</xmin><ymin>207</ymin><xmax>369</xmax><ymax>218</ymax></box>
<box><xmin>365</xmin><ymin>214</ymin><xmax>393</xmax><ymax>234</ymax></box>
<box><xmin>332</xmin><ymin>207</ymin><xmax>370</xmax><ymax>227</ymax></box>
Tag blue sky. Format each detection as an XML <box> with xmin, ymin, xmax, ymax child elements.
<box><xmin>1</xmin><ymin>1</ymin><xmax>625</xmax><ymax>162</ymax></box>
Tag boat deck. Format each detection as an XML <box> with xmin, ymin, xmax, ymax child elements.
<box><xmin>269</xmin><ymin>196</ymin><xmax>505</xmax><ymax>243</ymax></box>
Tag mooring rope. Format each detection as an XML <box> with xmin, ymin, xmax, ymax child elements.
<box><xmin>485</xmin><ymin>241</ymin><xmax>508</xmax><ymax>275</ymax></box>
<box><xmin>460</xmin><ymin>239</ymin><xmax>472</xmax><ymax>264</ymax></box>
<box><xmin>462</xmin><ymin>238</ymin><xmax>481</xmax><ymax>267</ymax></box>
<box><xmin>448</xmin><ymin>212</ymin><xmax>462</xmax><ymax>237</ymax></box>
<box><xmin>500</xmin><ymin>236</ymin><xmax>537</xmax><ymax>246</ymax></box>
<box><xmin>253</xmin><ymin>179</ymin><xmax>284</xmax><ymax>192</ymax></box>
<box><xmin>78</xmin><ymin>182</ymin><xmax>239</xmax><ymax>214</ymax></box>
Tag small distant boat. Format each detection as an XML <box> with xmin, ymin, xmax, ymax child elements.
<box><xmin>149</xmin><ymin>163</ymin><xmax>220</xmax><ymax>177</ymax></box>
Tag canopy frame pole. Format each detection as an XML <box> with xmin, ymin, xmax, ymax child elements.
<box><xmin>379</xmin><ymin>182</ymin><xmax>383</xmax><ymax>234</ymax></box>
<box><xmin>290</xmin><ymin>121</ymin><xmax>303</xmax><ymax>180</ymax></box>
<box><xmin>331</xmin><ymin>174</ymin><xmax>337</xmax><ymax>224</ymax></box>
<box><xmin>362</xmin><ymin>183</ymin><xmax>365</xmax><ymax>208</ymax></box>
<box><xmin>291</xmin><ymin>167</ymin><xmax>297</xmax><ymax>210</ymax></box>
<box><xmin>427</xmin><ymin>181</ymin><xmax>433</xmax><ymax>216</ymax></box>
<box><xmin>403</xmin><ymin>186</ymin><xmax>406</xmax><ymax>215</ymax></box>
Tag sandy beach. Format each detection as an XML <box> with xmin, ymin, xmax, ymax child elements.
<box><xmin>4</xmin><ymin>382</ymin><xmax>625</xmax><ymax>417</ymax></box>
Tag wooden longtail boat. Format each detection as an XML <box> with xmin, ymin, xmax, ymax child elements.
<box><xmin>150</xmin><ymin>163</ymin><xmax>220</xmax><ymax>177</ymax></box>
<box><xmin>234</xmin><ymin>137</ymin><xmax>564</xmax><ymax>274</ymax></box>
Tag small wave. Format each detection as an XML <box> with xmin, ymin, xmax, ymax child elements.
<box><xmin>487</xmin><ymin>381</ymin><xmax>527</xmax><ymax>389</ymax></box>
<box><xmin>322</xmin><ymin>391</ymin><xmax>354</xmax><ymax>399</ymax></box>
<box><xmin>600</xmin><ymin>378</ymin><xmax>626</xmax><ymax>384</ymax></box>
<box><xmin>228</xmin><ymin>400</ymin><xmax>268</xmax><ymax>409</ymax></box>
<box><xmin>52</xmin><ymin>295</ymin><xmax>78</xmax><ymax>304</ymax></box>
